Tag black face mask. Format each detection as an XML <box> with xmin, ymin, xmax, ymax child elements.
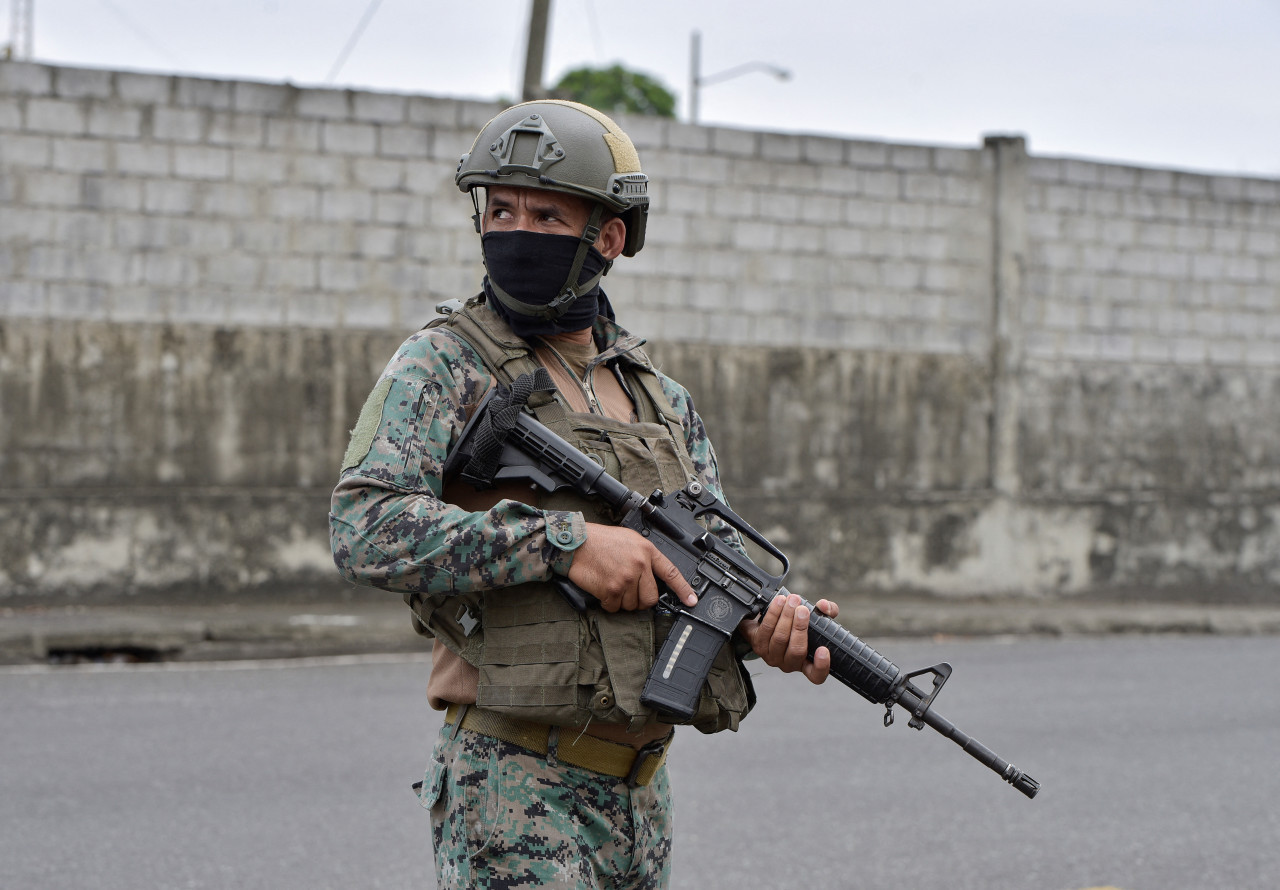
<box><xmin>481</xmin><ymin>230</ymin><xmax>610</xmax><ymax>338</ymax></box>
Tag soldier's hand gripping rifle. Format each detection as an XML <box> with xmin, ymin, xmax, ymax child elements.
<box><xmin>444</xmin><ymin>371</ymin><xmax>1040</xmax><ymax>799</ymax></box>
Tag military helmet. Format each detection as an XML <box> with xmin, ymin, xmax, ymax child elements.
<box><xmin>455</xmin><ymin>100</ymin><xmax>650</xmax><ymax>256</ymax></box>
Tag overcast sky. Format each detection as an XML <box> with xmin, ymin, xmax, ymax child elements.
<box><xmin>14</xmin><ymin>0</ymin><xmax>1280</xmax><ymax>178</ymax></box>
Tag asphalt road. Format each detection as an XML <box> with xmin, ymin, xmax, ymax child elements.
<box><xmin>2</xmin><ymin>635</ymin><xmax>1277</xmax><ymax>890</ymax></box>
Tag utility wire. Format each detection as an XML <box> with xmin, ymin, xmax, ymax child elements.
<box><xmin>583</xmin><ymin>0</ymin><xmax>604</xmax><ymax>61</ymax></box>
<box><xmin>98</xmin><ymin>0</ymin><xmax>184</xmax><ymax>68</ymax></box>
<box><xmin>325</xmin><ymin>0</ymin><xmax>383</xmax><ymax>83</ymax></box>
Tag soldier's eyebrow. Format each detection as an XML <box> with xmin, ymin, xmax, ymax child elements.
<box><xmin>533</xmin><ymin>199</ymin><xmax>568</xmax><ymax>217</ymax></box>
<box><xmin>486</xmin><ymin>190</ymin><xmax>582</xmax><ymax>221</ymax></box>
<box><xmin>486</xmin><ymin>193</ymin><xmax>516</xmax><ymax>212</ymax></box>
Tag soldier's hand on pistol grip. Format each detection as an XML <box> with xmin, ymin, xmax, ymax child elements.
<box><xmin>567</xmin><ymin>522</ymin><xmax>699</xmax><ymax>613</ymax></box>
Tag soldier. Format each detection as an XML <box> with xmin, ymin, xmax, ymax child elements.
<box><xmin>330</xmin><ymin>100</ymin><xmax>838</xmax><ymax>889</ymax></box>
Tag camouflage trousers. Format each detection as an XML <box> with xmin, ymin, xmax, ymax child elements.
<box><xmin>417</xmin><ymin>722</ymin><xmax>673</xmax><ymax>889</ymax></box>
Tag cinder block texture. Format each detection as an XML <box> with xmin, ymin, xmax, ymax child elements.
<box><xmin>1024</xmin><ymin>158</ymin><xmax>1280</xmax><ymax>366</ymax></box>
<box><xmin>2</xmin><ymin>63</ymin><xmax>452</xmax><ymax>329</ymax></box>
<box><xmin>4</xmin><ymin>61</ymin><xmax>1280</xmax><ymax>602</ymax></box>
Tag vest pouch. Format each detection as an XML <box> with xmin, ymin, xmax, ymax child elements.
<box><xmin>404</xmin><ymin>592</ymin><xmax>436</xmax><ymax>640</ymax></box>
<box><xmin>404</xmin><ymin>591</ymin><xmax>485</xmax><ymax>665</ymax></box>
<box><xmin>610</xmin><ymin>434</ymin><xmax>690</xmax><ymax>502</ymax></box>
<box><xmin>476</xmin><ymin>584</ymin><xmax>592</xmax><ymax>724</ymax></box>
<box><xmin>567</xmin><ymin>413</ymin><xmax>756</xmax><ymax>733</ymax></box>
<box><xmin>589</xmin><ymin>610</ymin><xmax>658</xmax><ymax>730</ymax></box>
<box><xmin>571</xmin><ymin>419</ymin><xmax>691</xmax><ymax>504</ymax></box>
<box><xmin>691</xmin><ymin>642</ymin><xmax>755</xmax><ymax>733</ymax></box>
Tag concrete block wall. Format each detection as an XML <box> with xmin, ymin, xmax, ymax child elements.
<box><xmin>3</xmin><ymin>60</ymin><xmax>1279</xmax><ymax>601</ymax></box>
<box><xmin>1022</xmin><ymin>157</ymin><xmax>1280</xmax><ymax>367</ymax></box>
<box><xmin>616</xmin><ymin>121</ymin><xmax>994</xmax><ymax>357</ymax></box>
<box><xmin>1002</xmin><ymin>156</ymin><xmax>1280</xmax><ymax>595</ymax></box>
<box><xmin>0</xmin><ymin>61</ymin><xmax>486</xmax><ymax>332</ymax></box>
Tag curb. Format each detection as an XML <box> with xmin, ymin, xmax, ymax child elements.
<box><xmin>4</xmin><ymin>597</ymin><xmax>1280</xmax><ymax>665</ymax></box>
<box><xmin>0</xmin><ymin>602</ymin><xmax>424</xmax><ymax>665</ymax></box>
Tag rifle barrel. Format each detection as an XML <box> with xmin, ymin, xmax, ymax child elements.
<box><xmin>800</xmin><ymin>593</ymin><xmax>1040</xmax><ymax>799</ymax></box>
<box><xmin>895</xmin><ymin>681</ymin><xmax>1041</xmax><ymax>798</ymax></box>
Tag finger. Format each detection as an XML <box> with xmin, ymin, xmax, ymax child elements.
<box><xmin>748</xmin><ymin>594</ymin><xmax>782</xmax><ymax>658</ymax></box>
<box><xmin>653</xmin><ymin>551</ymin><xmax>697</xmax><ymax>607</ymax></box>
<box><xmin>635</xmin><ymin>563</ymin><xmax>659</xmax><ymax>610</ymax></box>
<box><xmin>768</xmin><ymin>595</ymin><xmax>800</xmax><ymax>664</ymax></box>
<box><xmin>803</xmin><ymin>645</ymin><xmax>831</xmax><ymax>684</ymax></box>
<box><xmin>599</xmin><ymin>586</ymin><xmax>622</xmax><ymax>613</ymax></box>
<box><xmin>756</xmin><ymin>593</ymin><xmax>783</xmax><ymax>634</ymax></box>
<box><xmin>783</xmin><ymin>603</ymin><xmax>811</xmax><ymax>671</ymax></box>
<box><xmin>815</xmin><ymin>598</ymin><xmax>838</xmax><ymax>619</ymax></box>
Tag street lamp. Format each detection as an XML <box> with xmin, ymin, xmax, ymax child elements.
<box><xmin>687</xmin><ymin>30</ymin><xmax>790</xmax><ymax>124</ymax></box>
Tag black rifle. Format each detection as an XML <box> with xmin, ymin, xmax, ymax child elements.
<box><xmin>444</xmin><ymin>372</ymin><xmax>1040</xmax><ymax>799</ymax></box>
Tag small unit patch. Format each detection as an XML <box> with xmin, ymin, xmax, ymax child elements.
<box><xmin>341</xmin><ymin>377</ymin><xmax>394</xmax><ymax>470</ymax></box>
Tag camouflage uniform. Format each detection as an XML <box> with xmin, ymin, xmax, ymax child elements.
<box><xmin>417</xmin><ymin>724</ymin><xmax>672</xmax><ymax>889</ymax></box>
<box><xmin>330</xmin><ymin>312</ymin><xmax>732</xmax><ymax>597</ymax></box>
<box><xmin>331</xmin><ymin>302</ymin><xmax>742</xmax><ymax>889</ymax></box>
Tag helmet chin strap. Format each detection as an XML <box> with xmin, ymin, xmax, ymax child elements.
<box><xmin>483</xmin><ymin>203</ymin><xmax>611</xmax><ymax>321</ymax></box>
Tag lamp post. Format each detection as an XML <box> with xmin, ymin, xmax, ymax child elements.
<box><xmin>688</xmin><ymin>30</ymin><xmax>790</xmax><ymax>124</ymax></box>
<box><xmin>521</xmin><ymin>0</ymin><xmax>551</xmax><ymax>101</ymax></box>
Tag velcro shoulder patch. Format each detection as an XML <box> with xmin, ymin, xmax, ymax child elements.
<box><xmin>341</xmin><ymin>377</ymin><xmax>394</xmax><ymax>470</ymax></box>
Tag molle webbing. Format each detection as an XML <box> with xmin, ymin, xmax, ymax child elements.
<box><xmin>413</xmin><ymin>300</ymin><xmax>753</xmax><ymax>731</ymax></box>
<box><xmin>434</xmin><ymin>300</ymin><xmax>694</xmax><ymax>474</ymax></box>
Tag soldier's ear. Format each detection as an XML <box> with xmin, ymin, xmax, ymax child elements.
<box><xmin>596</xmin><ymin>216</ymin><xmax>626</xmax><ymax>261</ymax></box>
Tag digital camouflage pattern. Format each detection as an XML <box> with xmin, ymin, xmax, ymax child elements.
<box><xmin>333</xmin><ymin>302</ymin><xmax>741</xmax><ymax>888</ymax></box>
<box><xmin>330</xmin><ymin>308</ymin><xmax>736</xmax><ymax>596</ymax></box>
<box><xmin>418</xmin><ymin>725</ymin><xmax>672</xmax><ymax>890</ymax></box>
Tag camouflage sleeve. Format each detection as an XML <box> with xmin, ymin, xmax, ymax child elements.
<box><xmin>329</xmin><ymin>328</ymin><xmax>586</xmax><ymax>595</ymax></box>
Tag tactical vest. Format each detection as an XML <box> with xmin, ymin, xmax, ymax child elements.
<box><xmin>406</xmin><ymin>298</ymin><xmax>753</xmax><ymax>734</ymax></box>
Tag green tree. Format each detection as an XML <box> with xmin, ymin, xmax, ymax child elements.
<box><xmin>552</xmin><ymin>64</ymin><xmax>677</xmax><ymax>118</ymax></box>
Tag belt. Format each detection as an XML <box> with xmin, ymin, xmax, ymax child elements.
<box><xmin>444</xmin><ymin>704</ymin><xmax>672</xmax><ymax>788</ymax></box>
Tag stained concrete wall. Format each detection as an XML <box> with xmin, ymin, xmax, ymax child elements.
<box><xmin>2</xmin><ymin>60</ymin><xmax>1278</xmax><ymax>602</ymax></box>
